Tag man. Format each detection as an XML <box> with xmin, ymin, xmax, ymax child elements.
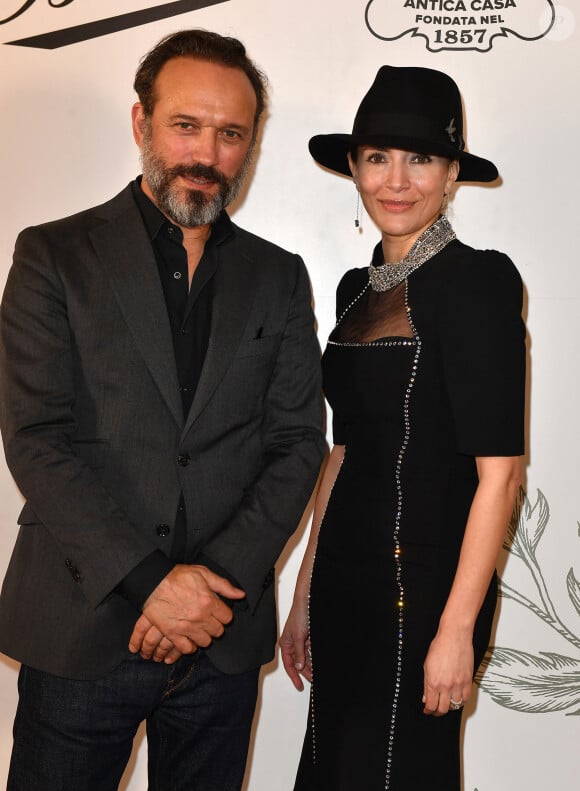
<box><xmin>0</xmin><ymin>30</ymin><xmax>325</xmax><ymax>790</ymax></box>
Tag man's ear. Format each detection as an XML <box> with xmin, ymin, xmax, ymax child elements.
<box><xmin>131</xmin><ymin>103</ymin><xmax>147</xmax><ymax>148</ymax></box>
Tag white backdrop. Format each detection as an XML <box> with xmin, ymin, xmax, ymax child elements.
<box><xmin>0</xmin><ymin>2</ymin><xmax>578</xmax><ymax>789</ymax></box>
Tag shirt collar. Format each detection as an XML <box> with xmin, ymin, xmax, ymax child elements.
<box><xmin>131</xmin><ymin>176</ymin><xmax>235</xmax><ymax>248</ymax></box>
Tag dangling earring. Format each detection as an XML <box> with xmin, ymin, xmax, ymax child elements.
<box><xmin>355</xmin><ymin>191</ymin><xmax>362</xmax><ymax>230</ymax></box>
<box><xmin>441</xmin><ymin>192</ymin><xmax>449</xmax><ymax>215</ymax></box>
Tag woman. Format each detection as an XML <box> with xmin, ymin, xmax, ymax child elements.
<box><xmin>280</xmin><ymin>66</ymin><xmax>525</xmax><ymax>790</ymax></box>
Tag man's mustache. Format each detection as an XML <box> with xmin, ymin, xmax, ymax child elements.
<box><xmin>167</xmin><ymin>163</ymin><xmax>229</xmax><ymax>188</ymax></box>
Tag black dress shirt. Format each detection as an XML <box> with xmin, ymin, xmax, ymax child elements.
<box><xmin>119</xmin><ymin>178</ymin><xmax>235</xmax><ymax>609</ymax></box>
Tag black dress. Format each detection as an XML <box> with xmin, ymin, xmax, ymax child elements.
<box><xmin>295</xmin><ymin>238</ymin><xmax>525</xmax><ymax>791</ymax></box>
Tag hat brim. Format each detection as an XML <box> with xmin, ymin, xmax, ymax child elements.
<box><xmin>308</xmin><ymin>133</ymin><xmax>498</xmax><ymax>183</ymax></box>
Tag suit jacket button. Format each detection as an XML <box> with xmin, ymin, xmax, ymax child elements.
<box><xmin>156</xmin><ymin>524</ymin><xmax>171</xmax><ymax>537</ymax></box>
<box><xmin>177</xmin><ymin>454</ymin><xmax>190</xmax><ymax>467</ymax></box>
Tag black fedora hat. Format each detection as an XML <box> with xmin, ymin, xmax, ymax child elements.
<box><xmin>309</xmin><ymin>65</ymin><xmax>498</xmax><ymax>183</ymax></box>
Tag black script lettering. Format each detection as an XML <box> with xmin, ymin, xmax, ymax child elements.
<box><xmin>5</xmin><ymin>1</ymin><xmax>232</xmax><ymax>50</ymax></box>
<box><xmin>1</xmin><ymin>0</ymin><xmax>73</xmax><ymax>25</ymax></box>
<box><xmin>1</xmin><ymin>1</ymin><xmax>36</xmax><ymax>25</ymax></box>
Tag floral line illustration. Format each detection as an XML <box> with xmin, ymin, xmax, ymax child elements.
<box><xmin>475</xmin><ymin>489</ymin><xmax>580</xmax><ymax>715</ymax></box>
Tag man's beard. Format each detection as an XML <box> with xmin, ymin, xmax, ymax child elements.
<box><xmin>141</xmin><ymin>130</ymin><xmax>251</xmax><ymax>227</ymax></box>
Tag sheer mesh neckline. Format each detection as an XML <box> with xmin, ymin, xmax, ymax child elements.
<box><xmin>331</xmin><ymin>217</ymin><xmax>456</xmax><ymax>346</ymax></box>
<box><xmin>331</xmin><ymin>281</ymin><xmax>417</xmax><ymax>346</ymax></box>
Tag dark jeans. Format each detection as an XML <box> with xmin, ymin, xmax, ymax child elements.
<box><xmin>8</xmin><ymin>651</ymin><xmax>259</xmax><ymax>791</ymax></box>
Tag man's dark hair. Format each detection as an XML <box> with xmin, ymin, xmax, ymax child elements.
<box><xmin>134</xmin><ymin>29</ymin><xmax>267</xmax><ymax>130</ymax></box>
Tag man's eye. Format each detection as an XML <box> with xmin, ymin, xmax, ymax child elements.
<box><xmin>222</xmin><ymin>129</ymin><xmax>241</xmax><ymax>139</ymax></box>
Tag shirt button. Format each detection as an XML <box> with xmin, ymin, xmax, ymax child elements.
<box><xmin>181</xmin><ymin>329</ymin><xmax>189</xmax><ymax>336</ymax></box>
<box><xmin>156</xmin><ymin>524</ymin><xmax>171</xmax><ymax>537</ymax></box>
<box><xmin>177</xmin><ymin>454</ymin><xmax>191</xmax><ymax>467</ymax></box>
<box><xmin>167</xmin><ymin>226</ymin><xmax>175</xmax><ymax>235</ymax></box>
<box><xmin>173</xmin><ymin>271</ymin><xmax>182</xmax><ymax>279</ymax></box>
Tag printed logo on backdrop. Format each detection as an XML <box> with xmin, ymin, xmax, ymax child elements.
<box><xmin>2</xmin><ymin>0</ymin><xmax>231</xmax><ymax>48</ymax></box>
<box><xmin>365</xmin><ymin>0</ymin><xmax>556</xmax><ymax>52</ymax></box>
<box><xmin>475</xmin><ymin>489</ymin><xmax>580</xmax><ymax>716</ymax></box>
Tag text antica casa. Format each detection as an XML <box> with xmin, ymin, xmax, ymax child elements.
<box><xmin>403</xmin><ymin>0</ymin><xmax>517</xmax><ymax>9</ymax></box>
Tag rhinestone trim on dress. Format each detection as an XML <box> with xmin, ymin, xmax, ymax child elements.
<box><xmin>321</xmin><ymin>266</ymin><xmax>423</xmax><ymax>786</ymax></box>
<box><xmin>335</xmin><ymin>282</ymin><xmax>369</xmax><ymax>328</ymax></box>
<box><xmin>384</xmin><ymin>279</ymin><xmax>421</xmax><ymax>790</ymax></box>
<box><xmin>368</xmin><ymin>215</ymin><xmax>456</xmax><ymax>292</ymax></box>
<box><xmin>308</xmin><ymin>451</ymin><xmax>345</xmax><ymax>767</ymax></box>
<box><xmin>328</xmin><ymin>338</ymin><xmax>417</xmax><ymax>348</ymax></box>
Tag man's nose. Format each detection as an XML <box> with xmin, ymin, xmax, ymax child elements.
<box><xmin>191</xmin><ymin>128</ymin><xmax>219</xmax><ymax>166</ymax></box>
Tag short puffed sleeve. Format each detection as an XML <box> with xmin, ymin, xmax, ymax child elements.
<box><xmin>437</xmin><ymin>251</ymin><xmax>525</xmax><ymax>456</ymax></box>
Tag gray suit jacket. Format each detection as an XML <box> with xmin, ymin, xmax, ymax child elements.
<box><xmin>0</xmin><ymin>184</ymin><xmax>325</xmax><ymax>679</ymax></box>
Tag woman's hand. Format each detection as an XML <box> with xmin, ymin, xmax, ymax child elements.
<box><xmin>421</xmin><ymin>456</ymin><xmax>521</xmax><ymax>715</ymax></box>
<box><xmin>422</xmin><ymin>624</ymin><xmax>474</xmax><ymax>716</ymax></box>
<box><xmin>280</xmin><ymin>601</ymin><xmax>312</xmax><ymax>691</ymax></box>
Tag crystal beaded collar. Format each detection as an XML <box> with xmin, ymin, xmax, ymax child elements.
<box><xmin>368</xmin><ymin>215</ymin><xmax>456</xmax><ymax>292</ymax></box>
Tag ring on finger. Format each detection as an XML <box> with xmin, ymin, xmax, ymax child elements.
<box><xmin>449</xmin><ymin>697</ymin><xmax>464</xmax><ymax>710</ymax></box>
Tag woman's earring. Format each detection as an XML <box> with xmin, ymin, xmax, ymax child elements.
<box><xmin>441</xmin><ymin>192</ymin><xmax>449</xmax><ymax>215</ymax></box>
<box><xmin>355</xmin><ymin>191</ymin><xmax>362</xmax><ymax>230</ymax></box>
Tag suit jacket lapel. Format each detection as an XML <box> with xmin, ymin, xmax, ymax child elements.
<box><xmin>184</xmin><ymin>244</ymin><xmax>256</xmax><ymax>436</ymax></box>
<box><xmin>90</xmin><ymin>191</ymin><xmax>183</xmax><ymax>428</ymax></box>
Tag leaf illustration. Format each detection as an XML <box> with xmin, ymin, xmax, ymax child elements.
<box><xmin>475</xmin><ymin>647</ymin><xmax>580</xmax><ymax>713</ymax></box>
<box><xmin>566</xmin><ymin>568</ymin><xmax>580</xmax><ymax>618</ymax></box>
<box><xmin>503</xmin><ymin>489</ymin><xmax>523</xmax><ymax>554</ymax></box>
<box><xmin>504</xmin><ymin>489</ymin><xmax>549</xmax><ymax>559</ymax></box>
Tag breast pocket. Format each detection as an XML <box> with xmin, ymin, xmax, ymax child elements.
<box><xmin>220</xmin><ymin>333</ymin><xmax>283</xmax><ymax>416</ymax></box>
<box><xmin>233</xmin><ymin>332</ymin><xmax>282</xmax><ymax>360</ymax></box>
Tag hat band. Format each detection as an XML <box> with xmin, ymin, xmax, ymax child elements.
<box><xmin>352</xmin><ymin>112</ymin><xmax>465</xmax><ymax>151</ymax></box>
